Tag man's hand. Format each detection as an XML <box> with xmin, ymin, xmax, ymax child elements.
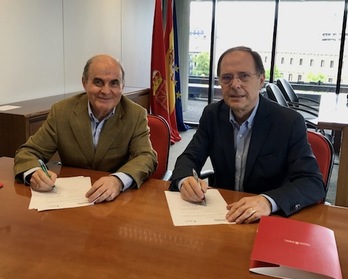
<box><xmin>85</xmin><ymin>176</ymin><xmax>123</xmax><ymax>203</ymax></box>
<box><xmin>30</xmin><ymin>169</ymin><xmax>57</xmax><ymax>192</ymax></box>
<box><xmin>225</xmin><ymin>195</ymin><xmax>272</xmax><ymax>224</ymax></box>
<box><xmin>180</xmin><ymin>176</ymin><xmax>208</xmax><ymax>203</ymax></box>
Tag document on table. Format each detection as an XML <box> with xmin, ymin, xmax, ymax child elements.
<box><xmin>164</xmin><ymin>189</ymin><xmax>233</xmax><ymax>226</ymax></box>
<box><xmin>29</xmin><ymin>176</ymin><xmax>94</xmax><ymax>211</ymax></box>
<box><xmin>0</xmin><ymin>105</ymin><xmax>21</xmax><ymax>111</ymax></box>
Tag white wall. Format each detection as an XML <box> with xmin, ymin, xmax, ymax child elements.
<box><xmin>121</xmin><ymin>0</ymin><xmax>154</xmax><ymax>88</ymax></box>
<box><xmin>0</xmin><ymin>0</ymin><xmax>154</xmax><ymax>104</ymax></box>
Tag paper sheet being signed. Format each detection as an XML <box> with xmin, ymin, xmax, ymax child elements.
<box><xmin>165</xmin><ymin>189</ymin><xmax>234</xmax><ymax>226</ymax></box>
<box><xmin>29</xmin><ymin>176</ymin><xmax>93</xmax><ymax>211</ymax></box>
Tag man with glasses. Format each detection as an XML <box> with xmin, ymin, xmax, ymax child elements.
<box><xmin>170</xmin><ymin>46</ymin><xmax>326</xmax><ymax>224</ymax></box>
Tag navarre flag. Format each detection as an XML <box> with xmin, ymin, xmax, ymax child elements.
<box><xmin>150</xmin><ymin>0</ymin><xmax>180</xmax><ymax>143</ymax></box>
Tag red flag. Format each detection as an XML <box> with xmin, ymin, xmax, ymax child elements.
<box><xmin>150</xmin><ymin>0</ymin><xmax>180</xmax><ymax>144</ymax></box>
<box><xmin>165</xmin><ymin>0</ymin><xmax>181</xmax><ymax>142</ymax></box>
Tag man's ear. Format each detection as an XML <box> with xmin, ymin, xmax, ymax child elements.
<box><xmin>259</xmin><ymin>74</ymin><xmax>265</xmax><ymax>89</ymax></box>
<box><xmin>82</xmin><ymin>77</ymin><xmax>87</xmax><ymax>90</ymax></box>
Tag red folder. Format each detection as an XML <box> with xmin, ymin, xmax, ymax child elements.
<box><xmin>250</xmin><ymin>216</ymin><xmax>343</xmax><ymax>279</ymax></box>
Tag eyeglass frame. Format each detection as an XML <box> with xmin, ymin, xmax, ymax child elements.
<box><xmin>218</xmin><ymin>72</ymin><xmax>261</xmax><ymax>85</ymax></box>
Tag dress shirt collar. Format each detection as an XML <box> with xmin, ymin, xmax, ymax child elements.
<box><xmin>229</xmin><ymin>97</ymin><xmax>259</xmax><ymax>129</ymax></box>
<box><xmin>87</xmin><ymin>101</ymin><xmax>115</xmax><ymax>123</ymax></box>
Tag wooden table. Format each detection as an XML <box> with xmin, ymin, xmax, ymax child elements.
<box><xmin>318</xmin><ymin>93</ymin><xmax>348</xmax><ymax>206</ymax></box>
<box><xmin>0</xmin><ymin>157</ymin><xmax>347</xmax><ymax>278</ymax></box>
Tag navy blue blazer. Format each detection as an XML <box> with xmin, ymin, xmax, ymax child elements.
<box><xmin>170</xmin><ymin>95</ymin><xmax>326</xmax><ymax>216</ymax></box>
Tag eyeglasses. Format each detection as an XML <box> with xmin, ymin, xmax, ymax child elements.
<box><xmin>219</xmin><ymin>72</ymin><xmax>260</xmax><ymax>85</ymax></box>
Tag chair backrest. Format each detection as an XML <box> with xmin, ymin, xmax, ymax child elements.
<box><xmin>307</xmin><ymin>130</ymin><xmax>335</xmax><ymax>189</ymax></box>
<box><xmin>147</xmin><ymin>114</ymin><xmax>171</xmax><ymax>180</ymax></box>
<box><xmin>276</xmin><ymin>78</ymin><xmax>299</xmax><ymax>103</ymax></box>
<box><xmin>265</xmin><ymin>83</ymin><xmax>289</xmax><ymax>107</ymax></box>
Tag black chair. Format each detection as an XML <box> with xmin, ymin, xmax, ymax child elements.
<box><xmin>276</xmin><ymin>78</ymin><xmax>320</xmax><ymax>112</ymax></box>
<box><xmin>265</xmin><ymin>83</ymin><xmax>319</xmax><ymax>130</ymax></box>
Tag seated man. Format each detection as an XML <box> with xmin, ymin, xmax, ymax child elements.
<box><xmin>170</xmin><ymin>46</ymin><xmax>326</xmax><ymax>224</ymax></box>
<box><xmin>14</xmin><ymin>54</ymin><xmax>157</xmax><ymax>203</ymax></box>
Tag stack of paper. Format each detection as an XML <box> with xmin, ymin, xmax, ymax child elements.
<box><xmin>29</xmin><ymin>176</ymin><xmax>93</xmax><ymax>211</ymax></box>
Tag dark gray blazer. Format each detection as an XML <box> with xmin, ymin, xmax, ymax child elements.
<box><xmin>170</xmin><ymin>95</ymin><xmax>326</xmax><ymax>216</ymax></box>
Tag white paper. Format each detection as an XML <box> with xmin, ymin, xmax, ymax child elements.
<box><xmin>0</xmin><ymin>105</ymin><xmax>21</xmax><ymax>111</ymax></box>
<box><xmin>164</xmin><ymin>189</ymin><xmax>234</xmax><ymax>226</ymax></box>
<box><xmin>29</xmin><ymin>176</ymin><xmax>94</xmax><ymax>211</ymax></box>
<box><xmin>250</xmin><ymin>266</ymin><xmax>330</xmax><ymax>279</ymax></box>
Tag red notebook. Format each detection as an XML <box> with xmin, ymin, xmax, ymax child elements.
<box><xmin>250</xmin><ymin>216</ymin><xmax>343</xmax><ymax>279</ymax></box>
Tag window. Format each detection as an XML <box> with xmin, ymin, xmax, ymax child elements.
<box><xmin>275</xmin><ymin>1</ymin><xmax>342</xmax><ymax>91</ymax></box>
<box><xmin>179</xmin><ymin>0</ymin><xmax>346</xmax><ymax>124</ymax></box>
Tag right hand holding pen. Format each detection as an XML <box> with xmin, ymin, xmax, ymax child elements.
<box><xmin>30</xmin><ymin>169</ymin><xmax>57</xmax><ymax>192</ymax></box>
<box><xmin>180</xmin><ymin>176</ymin><xmax>208</xmax><ymax>203</ymax></box>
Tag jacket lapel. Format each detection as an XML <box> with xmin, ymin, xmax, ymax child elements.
<box><xmin>69</xmin><ymin>95</ymin><xmax>95</xmax><ymax>166</ymax></box>
<box><xmin>93</xmin><ymin>99</ymin><xmax>126</xmax><ymax>169</ymax></box>
<box><xmin>244</xmin><ymin>96</ymin><xmax>272</xmax><ymax>184</ymax></box>
<box><xmin>219</xmin><ymin>102</ymin><xmax>236</xmax><ymax>178</ymax></box>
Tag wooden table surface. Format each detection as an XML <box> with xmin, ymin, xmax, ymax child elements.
<box><xmin>0</xmin><ymin>157</ymin><xmax>347</xmax><ymax>279</ymax></box>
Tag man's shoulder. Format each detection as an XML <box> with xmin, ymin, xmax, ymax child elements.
<box><xmin>203</xmin><ymin>99</ymin><xmax>228</xmax><ymax>114</ymax></box>
<box><xmin>120</xmin><ymin>95</ymin><xmax>147</xmax><ymax>112</ymax></box>
<box><xmin>259</xmin><ymin>95</ymin><xmax>302</xmax><ymax>117</ymax></box>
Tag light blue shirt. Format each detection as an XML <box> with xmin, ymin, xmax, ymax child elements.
<box><xmin>230</xmin><ymin>107</ymin><xmax>255</xmax><ymax>192</ymax></box>
<box><xmin>87</xmin><ymin>103</ymin><xmax>133</xmax><ymax>191</ymax></box>
<box><xmin>229</xmin><ymin>99</ymin><xmax>278</xmax><ymax>213</ymax></box>
<box><xmin>88</xmin><ymin>102</ymin><xmax>115</xmax><ymax>149</ymax></box>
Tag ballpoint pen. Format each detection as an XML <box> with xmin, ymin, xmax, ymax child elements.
<box><xmin>192</xmin><ymin>168</ymin><xmax>206</xmax><ymax>206</ymax></box>
<box><xmin>38</xmin><ymin>159</ymin><xmax>55</xmax><ymax>188</ymax></box>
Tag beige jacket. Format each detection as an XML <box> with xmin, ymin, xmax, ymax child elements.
<box><xmin>14</xmin><ymin>93</ymin><xmax>157</xmax><ymax>187</ymax></box>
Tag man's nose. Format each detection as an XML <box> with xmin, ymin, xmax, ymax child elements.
<box><xmin>230</xmin><ymin>76</ymin><xmax>242</xmax><ymax>88</ymax></box>
<box><xmin>101</xmin><ymin>84</ymin><xmax>111</xmax><ymax>93</ymax></box>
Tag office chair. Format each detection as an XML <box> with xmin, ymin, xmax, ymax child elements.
<box><xmin>307</xmin><ymin>130</ymin><xmax>335</xmax><ymax>191</ymax></box>
<box><xmin>276</xmin><ymin>78</ymin><xmax>320</xmax><ymax>111</ymax></box>
<box><xmin>265</xmin><ymin>83</ymin><xmax>319</xmax><ymax>130</ymax></box>
<box><xmin>147</xmin><ymin>114</ymin><xmax>172</xmax><ymax>180</ymax></box>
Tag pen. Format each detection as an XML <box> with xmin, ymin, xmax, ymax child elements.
<box><xmin>192</xmin><ymin>168</ymin><xmax>206</xmax><ymax>206</ymax></box>
<box><xmin>38</xmin><ymin>159</ymin><xmax>55</xmax><ymax>188</ymax></box>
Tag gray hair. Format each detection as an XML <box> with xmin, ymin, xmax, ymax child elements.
<box><xmin>217</xmin><ymin>46</ymin><xmax>265</xmax><ymax>77</ymax></box>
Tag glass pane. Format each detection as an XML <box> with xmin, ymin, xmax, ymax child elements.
<box><xmin>185</xmin><ymin>0</ymin><xmax>213</xmax><ymax>124</ymax></box>
<box><xmin>215</xmin><ymin>1</ymin><xmax>275</xmax><ymax>97</ymax></box>
<box><xmin>342</xmin><ymin>3</ymin><xmax>348</xmax><ymax>93</ymax></box>
<box><xmin>186</xmin><ymin>0</ymin><xmax>275</xmax><ymax>124</ymax></box>
<box><xmin>276</xmin><ymin>0</ymin><xmax>344</xmax><ymax>95</ymax></box>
